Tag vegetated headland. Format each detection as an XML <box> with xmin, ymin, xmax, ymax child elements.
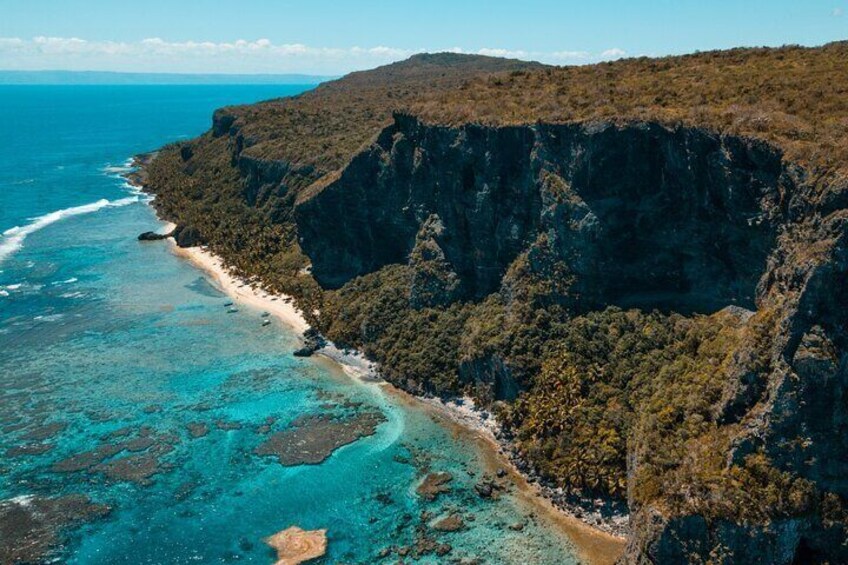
<box><xmin>135</xmin><ymin>42</ymin><xmax>848</xmax><ymax>564</ymax></box>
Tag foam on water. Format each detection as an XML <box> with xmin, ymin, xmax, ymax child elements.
<box><xmin>0</xmin><ymin>197</ymin><xmax>139</xmax><ymax>264</ymax></box>
<box><xmin>32</xmin><ymin>313</ymin><xmax>65</xmax><ymax>322</ymax></box>
<box><xmin>101</xmin><ymin>162</ymin><xmax>135</xmax><ymax>174</ymax></box>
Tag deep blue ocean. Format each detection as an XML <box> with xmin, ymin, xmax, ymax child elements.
<box><xmin>0</xmin><ymin>85</ymin><xmax>579</xmax><ymax>564</ymax></box>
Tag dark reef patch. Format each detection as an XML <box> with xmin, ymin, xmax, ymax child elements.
<box><xmin>6</xmin><ymin>443</ymin><xmax>55</xmax><ymax>457</ymax></box>
<box><xmin>0</xmin><ymin>495</ymin><xmax>110</xmax><ymax>564</ymax></box>
<box><xmin>254</xmin><ymin>411</ymin><xmax>385</xmax><ymax>466</ymax></box>
<box><xmin>51</xmin><ymin>428</ymin><xmax>178</xmax><ymax>485</ymax></box>
<box><xmin>20</xmin><ymin>421</ymin><xmax>67</xmax><ymax>442</ymax></box>
<box><xmin>186</xmin><ymin>422</ymin><xmax>209</xmax><ymax>438</ymax></box>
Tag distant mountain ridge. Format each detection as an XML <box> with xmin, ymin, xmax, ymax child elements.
<box><xmin>0</xmin><ymin>70</ymin><xmax>334</xmax><ymax>85</ymax></box>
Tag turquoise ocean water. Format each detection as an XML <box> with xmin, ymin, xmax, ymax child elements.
<box><xmin>0</xmin><ymin>85</ymin><xmax>579</xmax><ymax>564</ymax></box>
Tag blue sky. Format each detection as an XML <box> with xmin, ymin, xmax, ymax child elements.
<box><xmin>1</xmin><ymin>0</ymin><xmax>846</xmax><ymax>74</ymax></box>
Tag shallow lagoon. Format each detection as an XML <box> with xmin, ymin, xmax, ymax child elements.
<box><xmin>0</xmin><ymin>86</ymin><xmax>579</xmax><ymax>563</ymax></box>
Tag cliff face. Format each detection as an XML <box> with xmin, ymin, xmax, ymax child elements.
<box><xmin>296</xmin><ymin>115</ymin><xmax>542</xmax><ymax>297</ymax></box>
<box><xmin>293</xmin><ymin>114</ymin><xmax>847</xmax><ymax>563</ymax></box>
<box><xmin>296</xmin><ymin>114</ymin><xmax>789</xmax><ymax>314</ymax></box>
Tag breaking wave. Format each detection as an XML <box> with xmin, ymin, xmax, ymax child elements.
<box><xmin>0</xmin><ymin>197</ymin><xmax>139</xmax><ymax>264</ymax></box>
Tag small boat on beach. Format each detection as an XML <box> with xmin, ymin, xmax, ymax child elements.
<box><xmin>262</xmin><ymin>319</ymin><xmax>271</xmax><ymax>326</ymax></box>
<box><xmin>227</xmin><ymin>308</ymin><xmax>239</xmax><ymax>313</ymax></box>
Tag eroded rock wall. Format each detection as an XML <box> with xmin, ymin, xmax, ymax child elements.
<box><xmin>296</xmin><ymin>114</ymin><xmax>790</xmax><ymax>315</ymax></box>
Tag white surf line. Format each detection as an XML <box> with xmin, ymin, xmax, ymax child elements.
<box><xmin>0</xmin><ymin>197</ymin><xmax>139</xmax><ymax>264</ymax></box>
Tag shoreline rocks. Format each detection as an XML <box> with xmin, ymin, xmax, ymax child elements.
<box><xmin>137</xmin><ymin>230</ymin><xmax>172</xmax><ymax>241</ymax></box>
<box><xmin>292</xmin><ymin>328</ymin><xmax>327</xmax><ymax>357</ymax></box>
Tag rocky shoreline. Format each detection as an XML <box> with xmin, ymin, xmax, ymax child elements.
<box><xmin>278</xmin><ymin>332</ymin><xmax>630</xmax><ymax>539</ymax></box>
<box><xmin>284</xmin><ymin>330</ymin><xmax>630</xmax><ymax>538</ymax></box>
<box><xmin>414</xmin><ymin>395</ymin><xmax>629</xmax><ymax>538</ymax></box>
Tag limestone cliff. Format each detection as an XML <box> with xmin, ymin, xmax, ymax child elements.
<box><xmin>296</xmin><ymin>114</ymin><xmax>788</xmax><ymax>314</ymax></box>
<box><xmin>294</xmin><ymin>114</ymin><xmax>847</xmax><ymax>563</ymax></box>
<box><xmin>141</xmin><ymin>47</ymin><xmax>848</xmax><ymax>564</ymax></box>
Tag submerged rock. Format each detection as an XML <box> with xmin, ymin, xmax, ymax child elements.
<box><xmin>6</xmin><ymin>443</ymin><xmax>54</xmax><ymax>457</ymax></box>
<box><xmin>20</xmin><ymin>421</ymin><xmax>66</xmax><ymax>441</ymax></box>
<box><xmin>255</xmin><ymin>412</ymin><xmax>385</xmax><ymax>466</ymax></box>
<box><xmin>186</xmin><ymin>422</ymin><xmax>209</xmax><ymax>438</ymax></box>
<box><xmin>265</xmin><ymin>526</ymin><xmax>327</xmax><ymax>565</ymax></box>
<box><xmin>51</xmin><ymin>429</ymin><xmax>176</xmax><ymax>485</ymax></box>
<box><xmin>97</xmin><ymin>453</ymin><xmax>161</xmax><ymax>485</ymax></box>
<box><xmin>432</xmin><ymin>513</ymin><xmax>464</xmax><ymax>532</ymax></box>
<box><xmin>416</xmin><ymin>472</ymin><xmax>453</xmax><ymax>501</ymax></box>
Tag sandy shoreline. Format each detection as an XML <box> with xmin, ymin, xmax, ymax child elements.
<box><xmin>151</xmin><ymin>219</ymin><xmax>625</xmax><ymax>563</ymax></box>
<box><xmin>168</xmin><ymin>241</ymin><xmax>309</xmax><ymax>335</ymax></box>
<box><xmin>405</xmin><ymin>393</ymin><xmax>626</xmax><ymax>565</ymax></box>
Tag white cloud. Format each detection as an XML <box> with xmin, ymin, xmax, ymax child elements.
<box><xmin>549</xmin><ymin>50</ymin><xmax>591</xmax><ymax>61</ymax></box>
<box><xmin>476</xmin><ymin>47</ymin><xmax>529</xmax><ymax>58</ymax></box>
<box><xmin>0</xmin><ymin>37</ymin><xmax>628</xmax><ymax>74</ymax></box>
<box><xmin>600</xmin><ymin>48</ymin><xmax>627</xmax><ymax>59</ymax></box>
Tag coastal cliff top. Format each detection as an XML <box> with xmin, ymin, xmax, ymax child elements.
<box><xmin>213</xmin><ymin>53</ymin><xmax>545</xmax><ymax>174</ymax></box>
<box><xmin>214</xmin><ymin>42</ymin><xmax>848</xmax><ymax>185</ymax></box>
<box><xmin>413</xmin><ymin>42</ymin><xmax>848</xmax><ymax>179</ymax></box>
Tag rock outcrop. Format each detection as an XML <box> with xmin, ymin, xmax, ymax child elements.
<box><xmin>265</xmin><ymin>526</ymin><xmax>327</xmax><ymax>565</ymax></box>
<box><xmin>171</xmin><ymin>224</ymin><xmax>204</xmax><ymax>248</ymax></box>
<box><xmin>137</xmin><ymin>230</ymin><xmax>172</xmax><ymax>241</ymax></box>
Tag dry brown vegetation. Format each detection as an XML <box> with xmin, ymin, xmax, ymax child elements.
<box><xmin>216</xmin><ymin>42</ymin><xmax>848</xmax><ymax>194</ymax></box>
<box><xmin>217</xmin><ymin>53</ymin><xmax>544</xmax><ymax>177</ymax></box>
<box><xmin>412</xmin><ymin>42</ymin><xmax>848</xmax><ymax>182</ymax></box>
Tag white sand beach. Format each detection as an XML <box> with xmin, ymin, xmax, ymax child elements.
<box><xmin>167</xmin><ymin>241</ymin><xmax>309</xmax><ymax>334</ymax></box>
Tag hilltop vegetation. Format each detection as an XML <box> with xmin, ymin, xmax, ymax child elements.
<box><xmin>143</xmin><ymin>43</ymin><xmax>848</xmax><ymax>563</ymax></box>
<box><xmin>212</xmin><ymin>53</ymin><xmax>544</xmax><ymax>176</ymax></box>
<box><xmin>414</xmin><ymin>43</ymin><xmax>848</xmax><ymax>179</ymax></box>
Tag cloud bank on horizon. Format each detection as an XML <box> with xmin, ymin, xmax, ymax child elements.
<box><xmin>0</xmin><ymin>37</ymin><xmax>628</xmax><ymax>75</ymax></box>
